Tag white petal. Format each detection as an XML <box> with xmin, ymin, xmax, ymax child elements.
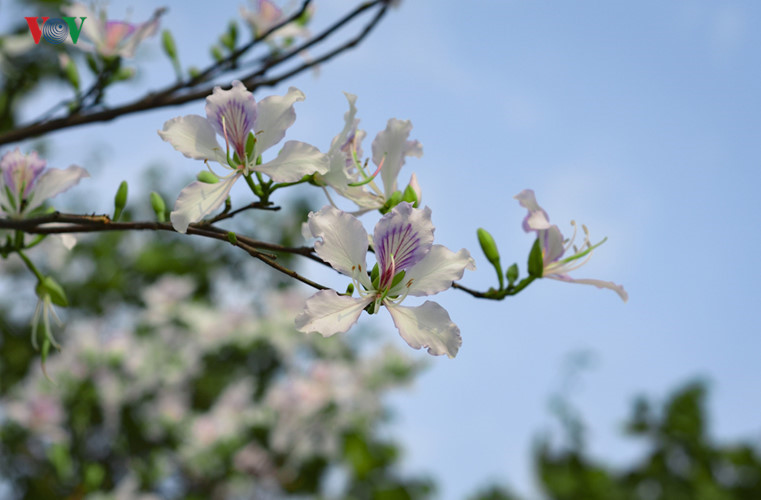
<box><xmin>402</xmin><ymin>245</ymin><xmax>475</xmax><ymax>297</ymax></box>
<box><xmin>295</xmin><ymin>290</ymin><xmax>371</xmax><ymax>336</ymax></box>
<box><xmin>253</xmin><ymin>87</ymin><xmax>305</xmax><ymax>155</ymax></box>
<box><xmin>62</xmin><ymin>3</ymin><xmax>104</xmax><ymax>47</ymax></box>
<box><xmin>386</xmin><ymin>301</ymin><xmax>462</xmax><ymax>358</ymax></box>
<box><xmin>118</xmin><ymin>8</ymin><xmax>163</xmax><ymax>58</ymax></box>
<box><xmin>371</xmin><ymin>118</ymin><xmax>423</xmax><ymax>198</ymax></box>
<box><xmin>255</xmin><ymin>140</ymin><xmax>328</xmax><ymax>182</ymax></box>
<box><xmin>170</xmin><ymin>174</ymin><xmax>238</xmax><ymax>233</ymax></box>
<box><xmin>306</xmin><ymin>206</ymin><xmax>369</xmax><ymax>277</ymax></box>
<box><xmin>514</xmin><ymin>189</ymin><xmax>551</xmax><ymax>231</ymax></box>
<box><xmin>158</xmin><ymin>115</ymin><xmax>226</xmax><ymax>163</ymax></box>
<box><xmin>548</xmin><ymin>275</ymin><xmax>629</xmax><ymax>302</ymax></box>
<box><xmin>329</xmin><ymin>92</ymin><xmax>359</xmax><ymax>155</ymax></box>
<box><xmin>26</xmin><ymin>166</ymin><xmax>90</xmax><ymax>213</ymax></box>
<box><xmin>59</xmin><ymin>234</ymin><xmax>77</xmax><ymax>250</ymax></box>
<box><xmin>543</xmin><ymin>225</ymin><xmax>566</xmax><ymax>264</ymax></box>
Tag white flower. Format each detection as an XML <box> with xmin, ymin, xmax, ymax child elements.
<box><xmin>315</xmin><ymin>93</ymin><xmax>423</xmax><ymax>213</ymax></box>
<box><xmin>296</xmin><ymin>202</ymin><xmax>474</xmax><ymax>358</ymax></box>
<box><xmin>0</xmin><ymin>149</ymin><xmax>89</xmax><ymax>217</ymax></box>
<box><xmin>159</xmin><ymin>81</ymin><xmax>328</xmax><ymax>232</ymax></box>
<box><xmin>62</xmin><ymin>3</ymin><xmax>165</xmax><ymax>59</ymax></box>
<box><xmin>515</xmin><ymin>189</ymin><xmax>628</xmax><ymax>301</ymax></box>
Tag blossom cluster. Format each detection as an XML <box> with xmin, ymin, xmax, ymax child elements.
<box><xmin>0</xmin><ymin>276</ymin><xmax>420</xmax><ymax>498</ymax></box>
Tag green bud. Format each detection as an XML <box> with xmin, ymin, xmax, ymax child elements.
<box><xmin>477</xmin><ymin>228</ymin><xmax>501</xmax><ymax>266</ymax></box>
<box><xmin>196</xmin><ymin>170</ymin><xmax>219</xmax><ymax>184</ymax></box>
<box><xmin>211</xmin><ymin>46</ymin><xmax>224</xmax><ymax>62</ymax></box>
<box><xmin>227</xmin><ymin>231</ymin><xmax>238</xmax><ymax>245</ymax></box>
<box><xmin>188</xmin><ymin>66</ymin><xmax>201</xmax><ymax>79</ymax></box>
<box><xmin>528</xmin><ymin>238</ymin><xmax>544</xmax><ymax>278</ymax></box>
<box><xmin>477</xmin><ymin>228</ymin><xmax>504</xmax><ymax>289</ymax></box>
<box><xmin>64</xmin><ymin>58</ymin><xmax>79</xmax><ymax>91</ymax></box>
<box><xmin>506</xmin><ymin>263</ymin><xmax>519</xmax><ymax>286</ymax></box>
<box><xmin>149</xmin><ymin>192</ymin><xmax>166</xmax><ymax>222</ymax></box>
<box><xmin>36</xmin><ymin>276</ymin><xmax>68</xmax><ymax>307</ymax></box>
<box><xmin>161</xmin><ymin>29</ymin><xmax>178</xmax><ymax>60</ymax></box>
<box><xmin>112</xmin><ymin>67</ymin><xmax>135</xmax><ymax>82</ymax></box>
<box><xmin>345</xmin><ymin>283</ymin><xmax>355</xmax><ymax>295</ymax></box>
<box><xmin>85</xmin><ymin>54</ymin><xmax>98</xmax><ymax>74</ymax></box>
<box><xmin>113</xmin><ymin>181</ymin><xmax>128</xmax><ymax>221</ymax></box>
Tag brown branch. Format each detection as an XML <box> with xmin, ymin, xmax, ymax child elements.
<box><xmin>0</xmin><ymin>213</ymin><xmax>329</xmax><ymax>291</ymax></box>
<box><xmin>0</xmin><ymin>0</ymin><xmax>389</xmax><ymax>146</ymax></box>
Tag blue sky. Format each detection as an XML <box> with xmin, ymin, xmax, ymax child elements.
<box><xmin>7</xmin><ymin>0</ymin><xmax>761</xmax><ymax>498</ymax></box>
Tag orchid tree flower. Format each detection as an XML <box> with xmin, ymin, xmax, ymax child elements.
<box><xmin>158</xmin><ymin>81</ymin><xmax>328</xmax><ymax>233</ymax></box>
<box><xmin>296</xmin><ymin>202</ymin><xmax>475</xmax><ymax>358</ymax></box>
<box><xmin>314</xmin><ymin>93</ymin><xmax>423</xmax><ymax>214</ymax></box>
<box><xmin>240</xmin><ymin>0</ymin><xmax>312</xmax><ymax>42</ymax></box>
<box><xmin>515</xmin><ymin>189</ymin><xmax>628</xmax><ymax>302</ymax></box>
<box><xmin>0</xmin><ymin>149</ymin><xmax>89</xmax><ymax>219</ymax></box>
<box><xmin>63</xmin><ymin>3</ymin><xmax>165</xmax><ymax>59</ymax></box>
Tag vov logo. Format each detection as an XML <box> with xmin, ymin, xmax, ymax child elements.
<box><xmin>24</xmin><ymin>16</ymin><xmax>87</xmax><ymax>45</ymax></box>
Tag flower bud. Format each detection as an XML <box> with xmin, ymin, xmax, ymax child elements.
<box><xmin>113</xmin><ymin>181</ymin><xmax>128</xmax><ymax>221</ymax></box>
<box><xmin>150</xmin><ymin>192</ymin><xmax>166</xmax><ymax>222</ymax></box>
<box><xmin>477</xmin><ymin>228</ymin><xmax>500</xmax><ymax>266</ymax></box>
<box><xmin>161</xmin><ymin>29</ymin><xmax>178</xmax><ymax>61</ymax></box>
<box><xmin>196</xmin><ymin>170</ymin><xmax>219</xmax><ymax>184</ymax></box>
<box><xmin>506</xmin><ymin>263</ymin><xmax>519</xmax><ymax>286</ymax></box>
<box><xmin>477</xmin><ymin>228</ymin><xmax>504</xmax><ymax>290</ymax></box>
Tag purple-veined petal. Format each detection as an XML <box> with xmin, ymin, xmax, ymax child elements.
<box><xmin>548</xmin><ymin>274</ymin><xmax>629</xmax><ymax>302</ymax></box>
<box><xmin>0</xmin><ymin>149</ymin><xmax>46</xmax><ymax>196</ymax></box>
<box><xmin>371</xmin><ymin>118</ymin><xmax>422</xmax><ymax>198</ymax></box>
<box><xmin>170</xmin><ymin>174</ymin><xmax>239</xmax><ymax>233</ymax></box>
<box><xmin>158</xmin><ymin>115</ymin><xmax>226</xmax><ymax>164</ymax></box>
<box><xmin>205</xmin><ymin>80</ymin><xmax>257</xmax><ymax>160</ymax></box>
<box><xmin>295</xmin><ymin>290</ymin><xmax>372</xmax><ymax>336</ymax></box>
<box><xmin>306</xmin><ymin>206</ymin><xmax>370</xmax><ymax>280</ymax></box>
<box><xmin>253</xmin><ymin>87</ymin><xmax>305</xmax><ymax>156</ymax></box>
<box><xmin>514</xmin><ymin>189</ymin><xmax>551</xmax><ymax>232</ymax></box>
<box><xmin>255</xmin><ymin>140</ymin><xmax>328</xmax><ymax>183</ymax></box>
<box><xmin>386</xmin><ymin>301</ymin><xmax>462</xmax><ymax>358</ymax></box>
<box><xmin>373</xmin><ymin>203</ymin><xmax>434</xmax><ymax>286</ymax></box>
<box><xmin>25</xmin><ymin>166</ymin><xmax>89</xmax><ymax>213</ymax></box>
<box><xmin>401</xmin><ymin>245</ymin><xmax>475</xmax><ymax>297</ymax></box>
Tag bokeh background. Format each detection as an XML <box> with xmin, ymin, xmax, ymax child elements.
<box><xmin>2</xmin><ymin>1</ymin><xmax>760</xmax><ymax>498</ymax></box>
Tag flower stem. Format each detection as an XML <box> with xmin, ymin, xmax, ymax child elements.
<box><xmin>16</xmin><ymin>249</ymin><xmax>45</xmax><ymax>283</ymax></box>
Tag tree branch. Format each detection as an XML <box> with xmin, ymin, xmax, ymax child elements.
<box><xmin>0</xmin><ymin>0</ymin><xmax>389</xmax><ymax>146</ymax></box>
